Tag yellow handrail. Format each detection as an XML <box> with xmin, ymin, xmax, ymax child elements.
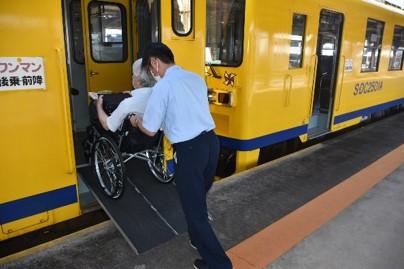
<box><xmin>307</xmin><ymin>54</ymin><xmax>318</xmax><ymax>119</ymax></box>
<box><xmin>56</xmin><ymin>48</ymin><xmax>74</xmax><ymax>174</ymax></box>
<box><xmin>335</xmin><ymin>56</ymin><xmax>346</xmax><ymax>112</ymax></box>
<box><xmin>283</xmin><ymin>74</ymin><xmax>293</xmax><ymax>107</ymax></box>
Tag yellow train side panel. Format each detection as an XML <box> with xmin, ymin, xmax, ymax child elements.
<box><xmin>0</xmin><ymin>0</ymin><xmax>80</xmax><ymax>240</ymax></box>
<box><xmin>160</xmin><ymin>0</ymin><xmax>206</xmax><ymax>77</ymax></box>
<box><xmin>332</xmin><ymin>1</ymin><xmax>404</xmax><ymax>130</ymax></box>
<box><xmin>208</xmin><ymin>0</ymin><xmax>404</xmax><ymax>171</ymax></box>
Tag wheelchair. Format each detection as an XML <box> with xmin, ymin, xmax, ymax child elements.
<box><xmin>84</xmin><ymin>96</ymin><xmax>174</xmax><ymax>199</ymax></box>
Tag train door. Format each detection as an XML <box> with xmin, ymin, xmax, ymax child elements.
<box><xmin>160</xmin><ymin>0</ymin><xmax>206</xmax><ymax>76</ymax></box>
<box><xmin>81</xmin><ymin>0</ymin><xmax>132</xmax><ymax>93</ymax></box>
<box><xmin>64</xmin><ymin>0</ymin><xmax>89</xmax><ymax>133</ymax></box>
<box><xmin>308</xmin><ymin>10</ymin><xmax>343</xmax><ymax>137</ymax></box>
<box><xmin>65</xmin><ymin>0</ymin><xmax>131</xmax><ymax>131</ymax></box>
<box><xmin>63</xmin><ymin>0</ymin><xmax>133</xmax><ymax>208</ymax></box>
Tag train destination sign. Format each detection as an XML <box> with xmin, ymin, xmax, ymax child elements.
<box><xmin>0</xmin><ymin>57</ymin><xmax>46</xmax><ymax>91</ymax></box>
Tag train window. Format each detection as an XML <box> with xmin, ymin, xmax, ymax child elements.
<box><xmin>361</xmin><ymin>18</ymin><xmax>385</xmax><ymax>72</ymax></box>
<box><xmin>136</xmin><ymin>0</ymin><xmax>160</xmax><ymax>58</ymax></box>
<box><xmin>70</xmin><ymin>0</ymin><xmax>84</xmax><ymax>64</ymax></box>
<box><xmin>388</xmin><ymin>25</ymin><xmax>404</xmax><ymax>71</ymax></box>
<box><xmin>172</xmin><ymin>0</ymin><xmax>192</xmax><ymax>36</ymax></box>
<box><xmin>88</xmin><ymin>2</ymin><xmax>127</xmax><ymax>62</ymax></box>
<box><xmin>289</xmin><ymin>14</ymin><xmax>307</xmax><ymax>69</ymax></box>
<box><xmin>206</xmin><ymin>0</ymin><xmax>245</xmax><ymax>66</ymax></box>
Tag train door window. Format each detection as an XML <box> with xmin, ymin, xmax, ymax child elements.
<box><xmin>172</xmin><ymin>0</ymin><xmax>192</xmax><ymax>36</ymax></box>
<box><xmin>361</xmin><ymin>18</ymin><xmax>385</xmax><ymax>72</ymax></box>
<box><xmin>136</xmin><ymin>0</ymin><xmax>160</xmax><ymax>58</ymax></box>
<box><xmin>206</xmin><ymin>0</ymin><xmax>245</xmax><ymax>66</ymax></box>
<box><xmin>88</xmin><ymin>2</ymin><xmax>127</xmax><ymax>62</ymax></box>
<box><xmin>289</xmin><ymin>14</ymin><xmax>307</xmax><ymax>69</ymax></box>
<box><xmin>388</xmin><ymin>25</ymin><xmax>404</xmax><ymax>71</ymax></box>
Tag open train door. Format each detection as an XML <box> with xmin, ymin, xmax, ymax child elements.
<box><xmin>160</xmin><ymin>0</ymin><xmax>206</xmax><ymax>77</ymax></box>
<box><xmin>81</xmin><ymin>0</ymin><xmax>132</xmax><ymax>93</ymax></box>
<box><xmin>308</xmin><ymin>10</ymin><xmax>344</xmax><ymax>138</ymax></box>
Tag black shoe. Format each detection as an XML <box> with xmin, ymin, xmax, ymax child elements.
<box><xmin>193</xmin><ymin>259</ymin><xmax>208</xmax><ymax>269</ymax></box>
<box><xmin>208</xmin><ymin>212</ymin><xmax>214</xmax><ymax>222</ymax></box>
<box><xmin>189</xmin><ymin>240</ymin><xmax>198</xmax><ymax>250</ymax></box>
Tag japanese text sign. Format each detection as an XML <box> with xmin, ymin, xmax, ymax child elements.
<box><xmin>0</xmin><ymin>57</ymin><xmax>46</xmax><ymax>91</ymax></box>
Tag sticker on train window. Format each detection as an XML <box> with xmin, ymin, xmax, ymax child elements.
<box><xmin>344</xmin><ymin>59</ymin><xmax>353</xmax><ymax>72</ymax></box>
<box><xmin>0</xmin><ymin>57</ymin><xmax>46</xmax><ymax>91</ymax></box>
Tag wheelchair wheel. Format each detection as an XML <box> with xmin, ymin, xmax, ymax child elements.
<box><xmin>147</xmin><ymin>148</ymin><xmax>174</xmax><ymax>184</ymax></box>
<box><xmin>93</xmin><ymin>136</ymin><xmax>125</xmax><ymax>199</ymax></box>
<box><xmin>83</xmin><ymin>125</ymin><xmax>100</xmax><ymax>163</ymax></box>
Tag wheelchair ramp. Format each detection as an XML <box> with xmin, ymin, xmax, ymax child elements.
<box><xmin>78</xmin><ymin>158</ymin><xmax>187</xmax><ymax>254</ymax></box>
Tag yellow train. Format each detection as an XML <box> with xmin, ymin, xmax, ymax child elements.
<box><xmin>1</xmin><ymin>0</ymin><xmax>403</xmax><ymax>241</ymax></box>
<box><xmin>208</xmin><ymin>0</ymin><xmax>404</xmax><ymax>173</ymax></box>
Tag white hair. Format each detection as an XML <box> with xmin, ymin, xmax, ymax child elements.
<box><xmin>132</xmin><ymin>58</ymin><xmax>155</xmax><ymax>87</ymax></box>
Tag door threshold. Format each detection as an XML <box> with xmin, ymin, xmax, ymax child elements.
<box><xmin>308</xmin><ymin>130</ymin><xmax>330</xmax><ymax>140</ymax></box>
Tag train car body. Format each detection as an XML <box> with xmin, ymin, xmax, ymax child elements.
<box><xmin>0</xmin><ymin>0</ymin><xmax>403</xmax><ymax>240</ymax></box>
<box><xmin>207</xmin><ymin>0</ymin><xmax>404</xmax><ymax>173</ymax></box>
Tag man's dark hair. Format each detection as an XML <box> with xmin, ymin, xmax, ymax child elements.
<box><xmin>141</xmin><ymin>42</ymin><xmax>175</xmax><ymax>69</ymax></box>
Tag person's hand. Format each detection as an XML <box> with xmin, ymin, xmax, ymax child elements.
<box><xmin>129</xmin><ymin>114</ymin><xmax>141</xmax><ymax>127</ymax></box>
<box><xmin>96</xmin><ymin>95</ymin><xmax>104</xmax><ymax>108</ymax></box>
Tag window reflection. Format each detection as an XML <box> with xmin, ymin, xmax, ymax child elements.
<box><xmin>205</xmin><ymin>0</ymin><xmax>244</xmax><ymax>66</ymax></box>
<box><xmin>321</xmin><ymin>41</ymin><xmax>335</xmax><ymax>56</ymax></box>
<box><xmin>70</xmin><ymin>0</ymin><xmax>85</xmax><ymax>64</ymax></box>
<box><xmin>136</xmin><ymin>0</ymin><xmax>160</xmax><ymax>58</ymax></box>
<box><xmin>172</xmin><ymin>0</ymin><xmax>192</xmax><ymax>35</ymax></box>
<box><xmin>389</xmin><ymin>25</ymin><xmax>404</xmax><ymax>70</ymax></box>
<box><xmin>89</xmin><ymin>2</ymin><xmax>127</xmax><ymax>62</ymax></box>
<box><xmin>361</xmin><ymin>19</ymin><xmax>384</xmax><ymax>72</ymax></box>
<box><xmin>289</xmin><ymin>14</ymin><xmax>307</xmax><ymax>69</ymax></box>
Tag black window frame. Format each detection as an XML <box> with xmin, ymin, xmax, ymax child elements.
<box><xmin>87</xmin><ymin>1</ymin><xmax>128</xmax><ymax>63</ymax></box>
<box><xmin>205</xmin><ymin>0</ymin><xmax>245</xmax><ymax>67</ymax></box>
<box><xmin>388</xmin><ymin>25</ymin><xmax>404</xmax><ymax>71</ymax></box>
<box><xmin>361</xmin><ymin>18</ymin><xmax>385</xmax><ymax>73</ymax></box>
<box><xmin>136</xmin><ymin>0</ymin><xmax>161</xmax><ymax>58</ymax></box>
<box><xmin>69</xmin><ymin>0</ymin><xmax>85</xmax><ymax>64</ymax></box>
<box><xmin>289</xmin><ymin>13</ymin><xmax>307</xmax><ymax>69</ymax></box>
<box><xmin>171</xmin><ymin>0</ymin><xmax>193</xmax><ymax>37</ymax></box>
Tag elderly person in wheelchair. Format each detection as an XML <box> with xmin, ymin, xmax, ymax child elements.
<box><xmin>86</xmin><ymin>58</ymin><xmax>174</xmax><ymax>199</ymax></box>
<box><xmin>93</xmin><ymin>58</ymin><xmax>155</xmax><ymax>132</ymax></box>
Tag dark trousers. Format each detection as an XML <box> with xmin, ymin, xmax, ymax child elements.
<box><xmin>173</xmin><ymin>131</ymin><xmax>232</xmax><ymax>269</ymax></box>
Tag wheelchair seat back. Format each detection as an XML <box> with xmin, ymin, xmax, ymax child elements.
<box><xmin>88</xmin><ymin>93</ymin><xmax>159</xmax><ymax>154</ymax></box>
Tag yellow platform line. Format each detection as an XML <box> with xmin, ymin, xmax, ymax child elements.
<box><xmin>227</xmin><ymin>144</ymin><xmax>404</xmax><ymax>269</ymax></box>
<box><xmin>0</xmin><ymin>220</ymin><xmax>112</xmax><ymax>265</ymax></box>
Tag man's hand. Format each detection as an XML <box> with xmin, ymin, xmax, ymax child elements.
<box><xmin>131</xmin><ymin>115</ymin><xmax>157</xmax><ymax>137</ymax></box>
<box><xmin>129</xmin><ymin>114</ymin><xmax>140</xmax><ymax>127</ymax></box>
<box><xmin>96</xmin><ymin>95</ymin><xmax>103</xmax><ymax>108</ymax></box>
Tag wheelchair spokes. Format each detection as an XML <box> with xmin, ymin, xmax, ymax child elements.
<box><xmin>87</xmin><ymin>123</ymin><xmax>175</xmax><ymax>199</ymax></box>
<box><xmin>147</xmin><ymin>148</ymin><xmax>174</xmax><ymax>184</ymax></box>
<box><xmin>93</xmin><ymin>136</ymin><xmax>125</xmax><ymax>199</ymax></box>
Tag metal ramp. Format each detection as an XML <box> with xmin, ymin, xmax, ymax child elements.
<box><xmin>78</xmin><ymin>158</ymin><xmax>187</xmax><ymax>254</ymax></box>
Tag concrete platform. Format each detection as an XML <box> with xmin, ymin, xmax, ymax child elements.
<box><xmin>267</xmin><ymin>165</ymin><xmax>404</xmax><ymax>269</ymax></box>
<box><xmin>1</xmin><ymin>112</ymin><xmax>403</xmax><ymax>269</ymax></box>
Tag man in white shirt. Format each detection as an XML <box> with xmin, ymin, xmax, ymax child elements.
<box><xmin>133</xmin><ymin>43</ymin><xmax>232</xmax><ymax>269</ymax></box>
